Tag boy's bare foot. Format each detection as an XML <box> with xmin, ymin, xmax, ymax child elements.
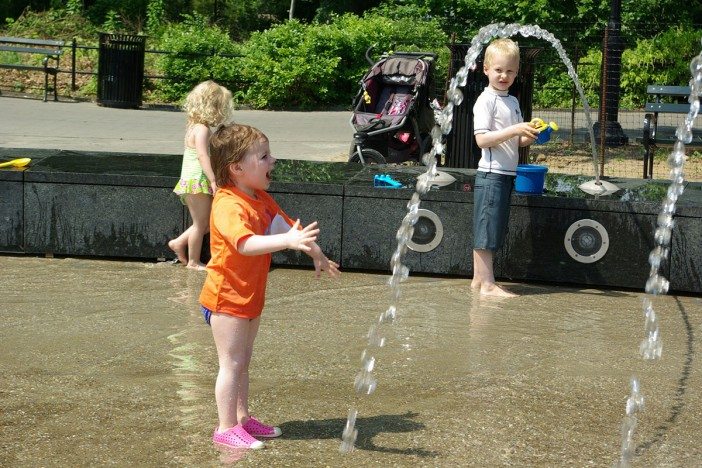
<box><xmin>186</xmin><ymin>263</ymin><xmax>208</xmax><ymax>271</ymax></box>
<box><xmin>480</xmin><ymin>283</ymin><xmax>517</xmax><ymax>298</ymax></box>
<box><xmin>471</xmin><ymin>279</ymin><xmax>481</xmax><ymax>289</ymax></box>
<box><xmin>168</xmin><ymin>240</ymin><xmax>187</xmax><ymax>265</ymax></box>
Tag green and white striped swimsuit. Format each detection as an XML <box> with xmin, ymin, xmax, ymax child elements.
<box><xmin>173</xmin><ymin>146</ymin><xmax>213</xmax><ymax>204</ymax></box>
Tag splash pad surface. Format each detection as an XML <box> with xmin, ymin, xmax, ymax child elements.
<box><xmin>1</xmin><ymin>256</ymin><xmax>700</xmax><ymax>466</ymax></box>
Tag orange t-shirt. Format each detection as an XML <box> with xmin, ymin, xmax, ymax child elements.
<box><xmin>199</xmin><ymin>185</ymin><xmax>294</xmax><ymax>319</ymax></box>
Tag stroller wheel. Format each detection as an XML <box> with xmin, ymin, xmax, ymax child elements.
<box><xmin>349</xmin><ymin>148</ymin><xmax>386</xmax><ymax>165</ymax></box>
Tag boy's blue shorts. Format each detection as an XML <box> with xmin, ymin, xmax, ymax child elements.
<box><xmin>473</xmin><ymin>171</ymin><xmax>514</xmax><ymax>251</ymax></box>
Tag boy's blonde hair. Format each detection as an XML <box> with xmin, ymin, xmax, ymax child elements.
<box><xmin>183</xmin><ymin>80</ymin><xmax>234</xmax><ymax>127</ymax></box>
<box><xmin>484</xmin><ymin>38</ymin><xmax>520</xmax><ymax>67</ymax></box>
<box><xmin>210</xmin><ymin>124</ymin><xmax>268</xmax><ymax>187</ymax></box>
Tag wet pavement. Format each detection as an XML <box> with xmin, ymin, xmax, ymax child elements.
<box><xmin>1</xmin><ymin>256</ymin><xmax>700</xmax><ymax>466</ymax></box>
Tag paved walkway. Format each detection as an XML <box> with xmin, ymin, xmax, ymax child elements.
<box><xmin>2</xmin><ymin>95</ymin><xmax>679</xmax><ymax>163</ymax></box>
<box><xmin>0</xmin><ymin>96</ymin><xmax>352</xmax><ymax>161</ymax></box>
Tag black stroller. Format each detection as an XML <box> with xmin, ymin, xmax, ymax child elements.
<box><xmin>349</xmin><ymin>49</ymin><xmax>438</xmax><ymax>165</ymax></box>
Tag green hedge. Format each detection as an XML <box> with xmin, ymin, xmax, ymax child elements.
<box><xmin>155</xmin><ymin>14</ymin><xmax>242</xmax><ymax>102</ymax></box>
<box><xmin>235</xmin><ymin>12</ymin><xmax>448</xmax><ymax>109</ymax></box>
<box><xmin>2</xmin><ymin>5</ymin><xmax>698</xmax><ymax>110</ymax></box>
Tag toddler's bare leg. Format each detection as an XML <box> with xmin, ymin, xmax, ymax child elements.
<box><xmin>168</xmin><ymin>227</ymin><xmax>191</xmax><ymax>265</ymax></box>
<box><xmin>210</xmin><ymin>314</ymin><xmax>251</xmax><ymax>431</ymax></box>
<box><xmin>236</xmin><ymin>317</ymin><xmax>260</xmax><ymax>425</ymax></box>
<box><xmin>185</xmin><ymin>193</ymin><xmax>212</xmax><ymax>270</ymax></box>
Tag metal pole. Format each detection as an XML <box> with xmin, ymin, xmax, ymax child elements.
<box><xmin>71</xmin><ymin>38</ymin><xmax>77</xmax><ymax>91</ymax></box>
<box><xmin>594</xmin><ymin>0</ymin><xmax>628</xmax><ymax>148</ymax></box>
<box><xmin>570</xmin><ymin>46</ymin><xmax>578</xmax><ymax>146</ymax></box>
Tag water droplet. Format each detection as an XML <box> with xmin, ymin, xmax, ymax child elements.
<box><xmin>340</xmin><ymin>408</ymin><xmax>358</xmax><ymax>453</ymax></box>
<box><xmin>422</xmin><ymin>151</ymin><xmax>437</xmax><ymax>166</ymax></box>
<box><xmin>440</xmin><ymin>118</ymin><xmax>452</xmax><ymax>135</ymax></box>
<box><xmin>448</xmin><ymin>88</ymin><xmax>464</xmax><ymax>106</ymax></box>
<box><xmin>657</xmin><ymin>212</ymin><xmax>674</xmax><ymax>230</ymax></box>
<box><xmin>367</xmin><ymin>324</ymin><xmax>385</xmax><ymax>348</ymax></box>
<box><xmin>691</xmin><ymin>55</ymin><xmax>702</xmax><ymax>75</ymax></box>
<box><xmin>456</xmin><ymin>68</ymin><xmax>469</xmax><ymax>87</ymax></box>
<box><xmin>668</xmin><ymin>182</ymin><xmax>684</xmax><ymax>197</ymax></box>
<box><xmin>645</xmin><ymin>274</ymin><xmax>669</xmax><ymax>295</ymax></box>
<box><xmin>648</xmin><ymin>246</ymin><xmax>669</xmax><ymax>270</ymax></box>
<box><xmin>661</xmin><ymin>199</ymin><xmax>676</xmax><ymax>214</ymax></box>
<box><xmin>431</xmin><ymin>125</ymin><xmax>443</xmax><ymax>141</ymax></box>
<box><xmin>392</xmin><ymin>263</ymin><xmax>409</xmax><ymax>281</ymax></box>
<box><xmin>675</xmin><ymin>125</ymin><xmax>693</xmax><ymax>144</ymax></box>
<box><xmin>416</xmin><ymin>174</ymin><xmax>431</xmax><ymax>194</ymax></box>
<box><xmin>380</xmin><ymin>305</ymin><xmax>397</xmax><ymax>324</ymax></box>
<box><xmin>654</xmin><ymin>226</ymin><xmax>672</xmax><ymax>246</ymax></box>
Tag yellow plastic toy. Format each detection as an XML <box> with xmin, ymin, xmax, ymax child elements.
<box><xmin>0</xmin><ymin>157</ymin><xmax>31</xmax><ymax>169</ymax></box>
<box><xmin>530</xmin><ymin>118</ymin><xmax>559</xmax><ymax>144</ymax></box>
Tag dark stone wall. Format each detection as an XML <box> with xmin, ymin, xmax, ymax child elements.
<box><xmin>23</xmin><ymin>182</ymin><xmax>184</xmax><ymax>258</ymax></box>
<box><xmin>1</xmin><ymin>149</ymin><xmax>700</xmax><ymax>293</ymax></box>
<box><xmin>0</xmin><ymin>176</ymin><xmax>23</xmax><ymax>253</ymax></box>
<box><xmin>496</xmin><ymin>205</ymin><xmax>658</xmax><ymax>289</ymax></box>
<box><xmin>342</xmin><ymin>196</ymin><xmax>473</xmax><ymax>275</ymax></box>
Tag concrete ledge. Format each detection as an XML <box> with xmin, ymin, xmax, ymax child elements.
<box><xmin>24</xmin><ymin>182</ymin><xmax>185</xmax><ymax>258</ymax></box>
<box><xmin>670</xmin><ymin>182</ymin><xmax>702</xmax><ymax>293</ymax></box>
<box><xmin>342</xmin><ymin>196</ymin><xmax>473</xmax><ymax>275</ymax></box>
<box><xmin>1</xmin><ymin>149</ymin><xmax>700</xmax><ymax>293</ymax></box>
<box><xmin>270</xmin><ymin>192</ymin><xmax>343</xmax><ymax>268</ymax></box>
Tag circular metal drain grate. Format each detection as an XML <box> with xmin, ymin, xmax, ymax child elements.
<box><xmin>407</xmin><ymin>209</ymin><xmax>443</xmax><ymax>253</ymax></box>
<box><xmin>564</xmin><ymin>219</ymin><xmax>609</xmax><ymax>263</ymax></box>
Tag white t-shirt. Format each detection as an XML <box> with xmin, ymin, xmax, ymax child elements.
<box><xmin>473</xmin><ymin>87</ymin><xmax>523</xmax><ymax>175</ymax></box>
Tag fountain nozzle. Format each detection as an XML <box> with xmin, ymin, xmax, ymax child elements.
<box><xmin>579</xmin><ymin>178</ymin><xmax>620</xmax><ymax>196</ymax></box>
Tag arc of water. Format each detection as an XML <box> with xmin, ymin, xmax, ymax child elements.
<box><xmin>618</xmin><ymin>41</ymin><xmax>702</xmax><ymax>468</ymax></box>
<box><xmin>340</xmin><ymin>22</ymin><xmax>610</xmax><ymax>454</ymax></box>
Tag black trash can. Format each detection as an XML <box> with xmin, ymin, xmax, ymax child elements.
<box><xmin>444</xmin><ymin>45</ymin><xmax>542</xmax><ymax>168</ymax></box>
<box><xmin>97</xmin><ymin>33</ymin><xmax>146</xmax><ymax>109</ymax></box>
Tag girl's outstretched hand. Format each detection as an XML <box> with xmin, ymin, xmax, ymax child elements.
<box><xmin>313</xmin><ymin>254</ymin><xmax>340</xmax><ymax>278</ymax></box>
<box><xmin>285</xmin><ymin>220</ymin><xmax>319</xmax><ymax>252</ymax></box>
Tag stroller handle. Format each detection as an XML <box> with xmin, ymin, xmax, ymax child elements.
<box><xmin>365</xmin><ymin>45</ymin><xmax>438</xmax><ymax>65</ymax></box>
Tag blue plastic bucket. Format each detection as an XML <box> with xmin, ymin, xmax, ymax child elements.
<box><xmin>515</xmin><ymin>164</ymin><xmax>548</xmax><ymax>194</ymax></box>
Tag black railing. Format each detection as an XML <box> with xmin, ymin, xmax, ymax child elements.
<box><xmin>58</xmin><ymin>38</ymin><xmax>242</xmax><ymax>90</ymax></box>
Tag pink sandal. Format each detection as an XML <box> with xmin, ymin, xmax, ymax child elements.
<box><xmin>212</xmin><ymin>424</ymin><xmax>264</xmax><ymax>449</ymax></box>
<box><xmin>242</xmin><ymin>416</ymin><xmax>282</xmax><ymax>438</ymax></box>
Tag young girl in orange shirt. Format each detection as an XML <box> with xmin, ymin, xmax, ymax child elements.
<box><xmin>200</xmin><ymin>123</ymin><xmax>340</xmax><ymax>449</ymax></box>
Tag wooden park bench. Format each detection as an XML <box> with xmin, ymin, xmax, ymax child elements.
<box><xmin>0</xmin><ymin>36</ymin><xmax>65</xmax><ymax>102</ymax></box>
<box><xmin>641</xmin><ymin>85</ymin><xmax>702</xmax><ymax>178</ymax></box>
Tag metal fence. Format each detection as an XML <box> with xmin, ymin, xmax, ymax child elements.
<box><xmin>442</xmin><ymin>24</ymin><xmax>702</xmax><ymax>181</ymax></box>
<box><xmin>528</xmin><ymin>56</ymin><xmax>701</xmax><ymax>181</ymax></box>
<box><xmin>0</xmin><ymin>38</ymin><xmax>240</xmax><ymax>97</ymax></box>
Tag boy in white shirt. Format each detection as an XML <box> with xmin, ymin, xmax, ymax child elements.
<box><xmin>472</xmin><ymin>38</ymin><xmax>539</xmax><ymax>297</ymax></box>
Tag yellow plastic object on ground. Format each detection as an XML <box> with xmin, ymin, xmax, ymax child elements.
<box><xmin>0</xmin><ymin>158</ymin><xmax>31</xmax><ymax>169</ymax></box>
